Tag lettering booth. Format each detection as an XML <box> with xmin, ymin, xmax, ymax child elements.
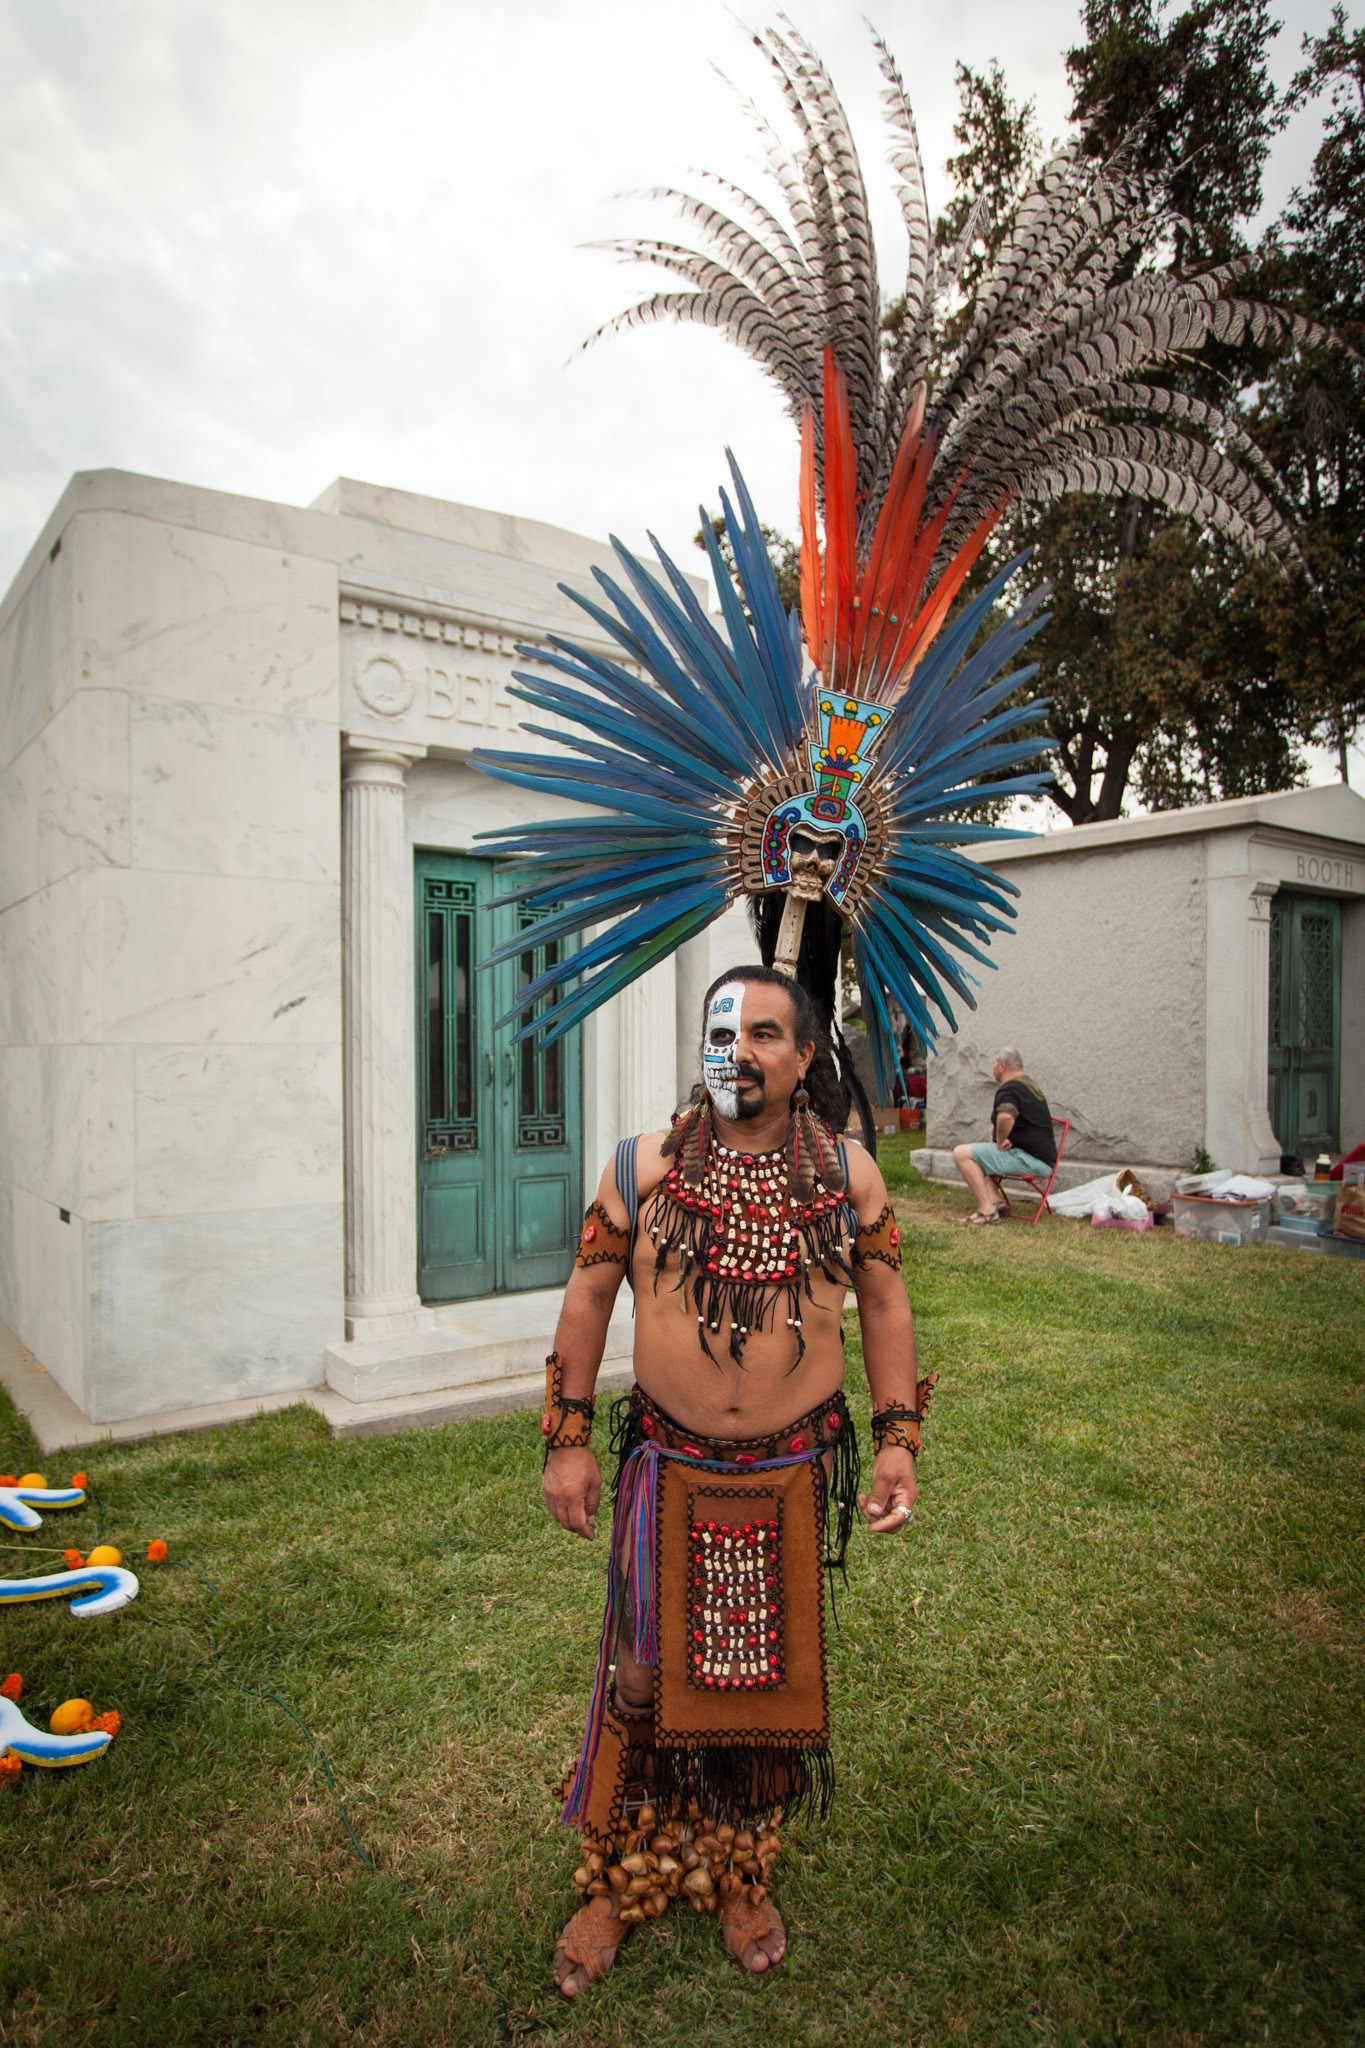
<box><xmin>924</xmin><ymin>785</ymin><xmax>1365</xmax><ymax>1183</ymax></box>
<box><xmin>0</xmin><ymin>471</ymin><xmax>750</xmax><ymax>1442</ymax></box>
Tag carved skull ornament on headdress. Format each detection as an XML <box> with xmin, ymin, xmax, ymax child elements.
<box><xmin>785</xmin><ymin>826</ymin><xmax>846</xmax><ymax>902</ymax></box>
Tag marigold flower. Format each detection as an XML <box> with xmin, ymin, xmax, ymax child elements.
<box><xmin>146</xmin><ymin>1538</ymin><xmax>168</xmax><ymax>1562</ymax></box>
<box><xmin>63</xmin><ymin>1549</ymin><xmax>84</xmax><ymax>1568</ymax></box>
<box><xmin>0</xmin><ymin>1674</ymin><xmax>21</xmax><ymax>1701</ymax></box>
<box><xmin>0</xmin><ymin>1756</ymin><xmax>21</xmax><ymax>1782</ymax></box>
<box><xmin>92</xmin><ymin>1711</ymin><xmax>121</xmax><ymax>1738</ymax></box>
<box><xmin>70</xmin><ymin>1472</ymin><xmax>88</xmax><ymax>1488</ymax></box>
<box><xmin>0</xmin><ymin>1476</ymin><xmax>15</xmax><ymax>1488</ymax></box>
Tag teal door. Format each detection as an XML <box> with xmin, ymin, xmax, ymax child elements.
<box><xmin>416</xmin><ymin>851</ymin><xmax>581</xmax><ymax>1301</ymax></box>
<box><xmin>1268</xmin><ymin>893</ymin><xmax>1341</xmax><ymax>1158</ymax></box>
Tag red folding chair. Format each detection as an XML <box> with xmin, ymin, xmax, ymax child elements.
<box><xmin>995</xmin><ymin>1118</ymin><xmax>1071</xmax><ymax>1224</ymax></box>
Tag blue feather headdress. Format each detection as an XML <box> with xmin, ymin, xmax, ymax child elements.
<box><xmin>472</xmin><ymin>402</ymin><xmax>1053</xmax><ymax>1096</ymax></box>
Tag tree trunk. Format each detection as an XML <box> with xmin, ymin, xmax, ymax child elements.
<box><xmin>1089</xmin><ymin>727</ymin><xmax>1140</xmax><ymax>821</ymax></box>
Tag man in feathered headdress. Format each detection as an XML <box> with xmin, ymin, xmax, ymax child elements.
<box><xmin>542</xmin><ymin>961</ymin><xmax>930</xmax><ymax>1995</ymax></box>
<box><xmin>471</xmin><ymin>14</ymin><xmax>1326</xmax><ymax>2002</ymax></box>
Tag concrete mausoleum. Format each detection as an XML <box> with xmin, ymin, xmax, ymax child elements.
<box><xmin>923</xmin><ymin>785</ymin><xmax>1365</xmax><ymax>1188</ymax></box>
<box><xmin>0</xmin><ymin>468</ymin><xmax>750</xmax><ymax>1448</ymax></box>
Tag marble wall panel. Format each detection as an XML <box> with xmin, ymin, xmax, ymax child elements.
<box><xmin>0</xmin><ymin>735</ymin><xmax>39</xmax><ymax>908</ymax></box>
<box><xmin>83</xmin><ymin>1204</ymin><xmax>343</xmax><ymax>1420</ymax></box>
<box><xmin>0</xmin><ymin>1184</ymin><xmax>14</xmax><ymax>1378</ymax></box>
<box><xmin>134</xmin><ymin>1044</ymin><xmax>343</xmax><ymax>1216</ymax></box>
<box><xmin>0</xmin><ymin>527</ymin><xmax>79</xmax><ymax>775</ymax></box>
<box><xmin>76</xmin><ymin>513</ymin><xmax>339</xmax><ymax>723</ymax></box>
<box><xmin>0</xmin><ymin>871</ymin><xmax>98</xmax><ymax>1045</ymax></box>
<box><xmin>0</xmin><ymin>691</ymin><xmax>131</xmax><ymax>913</ymax></box>
<box><xmin>93</xmin><ymin>871</ymin><xmax>341</xmax><ymax>1046</ymax></box>
<box><xmin>129</xmin><ymin>698</ymin><xmax>338</xmax><ymax>883</ymax></box>
<box><xmin>926</xmin><ymin>837</ymin><xmax>1207</xmax><ymax>1166</ymax></box>
<box><xmin>0</xmin><ymin>1045</ymin><xmax>135</xmax><ymax>1219</ymax></box>
<box><xmin>0</xmin><ymin>1183</ymin><xmax>86</xmax><ymax>1410</ymax></box>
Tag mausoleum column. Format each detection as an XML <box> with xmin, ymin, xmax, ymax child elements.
<box><xmin>618</xmin><ymin>958</ymin><xmax>678</xmax><ymax>1139</ymax></box>
<box><xmin>1204</xmin><ymin>868</ymin><xmax>1281</xmax><ymax>1175</ymax></box>
<box><xmin>341</xmin><ymin>735</ymin><xmax>431</xmax><ymax>1340</ymax></box>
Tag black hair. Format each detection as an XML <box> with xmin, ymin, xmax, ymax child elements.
<box><xmin>698</xmin><ymin>964</ymin><xmax>850</xmax><ymax>1132</ymax></box>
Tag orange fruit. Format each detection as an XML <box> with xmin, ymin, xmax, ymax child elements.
<box><xmin>49</xmin><ymin>1699</ymin><xmax>95</xmax><ymax>1735</ymax></box>
<box><xmin>86</xmin><ymin>1545</ymin><xmax>123</xmax><ymax>1567</ymax></box>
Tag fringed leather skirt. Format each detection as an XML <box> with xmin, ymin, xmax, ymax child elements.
<box><xmin>609</xmin><ymin>1382</ymin><xmax>860</xmax><ymax>1576</ymax></box>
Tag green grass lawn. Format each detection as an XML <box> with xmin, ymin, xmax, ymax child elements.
<box><xmin>2</xmin><ymin>1158</ymin><xmax>1362</xmax><ymax>2048</ymax></box>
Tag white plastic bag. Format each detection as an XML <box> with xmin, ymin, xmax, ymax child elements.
<box><xmin>1217</xmin><ymin>1174</ymin><xmax>1277</xmax><ymax>1200</ymax></box>
<box><xmin>1174</xmin><ymin>1170</ymin><xmax>1235</xmax><ymax>1196</ymax></box>
<box><xmin>1045</xmin><ymin>1172</ymin><xmax>1124</xmax><ymax>1219</ymax></box>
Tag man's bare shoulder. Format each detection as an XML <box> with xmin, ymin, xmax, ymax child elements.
<box><xmin>592</xmin><ymin>1129</ymin><xmax>674</xmax><ymax>1218</ymax></box>
<box><xmin>839</xmin><ymin>1135</ymin><xmax>890</xmax><ymax>1223</ymax></box>
<box><xmin>634</xmin><ymin>1129</ymin><xmax>674</xmax><ymax>1198</ymax></box>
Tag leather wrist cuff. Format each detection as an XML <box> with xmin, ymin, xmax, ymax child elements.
<box><xmin>871</xmin><ymin>1374</ymin><xmax>937</xmax><ymax>1458</ymax></box>
<box><xmin>542</xmin><ymin>1350</ymin><xmax>595</xmax><ymax>1457</ymax></box>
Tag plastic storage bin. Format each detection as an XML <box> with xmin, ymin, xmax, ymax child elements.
<box><xmin>1276</xmin><ymin>1181</ymin><xmax>1336</xmax><ymax>1230</ymax></box>
<box><xmin>1172</xmin><ymin>1192</ymin><xmax>1272</xmax><ymax>1245</ymax></box>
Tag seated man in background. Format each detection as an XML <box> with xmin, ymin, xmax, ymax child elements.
<box><xmin>952</xmin><ymin>1048</ymin><xmax>1056</xmax><ymax>1225</ymax></box>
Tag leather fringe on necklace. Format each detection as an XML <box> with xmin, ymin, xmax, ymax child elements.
<box><xmin>649</xmin><ymin>1098</ymin><xmax>851</xmax><ymax>1369</ymax></box>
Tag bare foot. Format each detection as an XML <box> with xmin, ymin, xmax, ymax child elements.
<box><xmin>554</xmin><ymin>1893</ymin><xmax>629</xmax><ymax>1999</ymax></box>
<box><xmin>720</xmin><ymin>1887</ymin><xmax>786</xmax><ymax>1976</ymax></box>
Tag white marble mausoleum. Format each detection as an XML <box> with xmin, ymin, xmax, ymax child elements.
<box><xmin>924</xmin><ymin>785</ymin><xmax>1365</xmax><ymax>1180</ymax></box>
<box><xmin>0</xmin><ymin>470</ymin><xmax>750</xmax><ymax>1443</ymax></box>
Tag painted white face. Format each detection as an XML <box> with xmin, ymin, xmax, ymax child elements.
<box><xmin>702</xmin><ymin>979</ymin><xmax>749</xmax><ymax>1119</ymax></box>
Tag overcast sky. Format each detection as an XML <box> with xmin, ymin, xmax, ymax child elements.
<box><xmin>0</xmin><ymin>0</ymin><xmax>1354</xmax><ymax>784</ymax></box>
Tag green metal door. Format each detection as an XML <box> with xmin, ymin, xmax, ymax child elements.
<box><xmin>416</xmin><ymin>851</ymin><xmax>581</xmax><ymax>1301</ymax></box>
<box><xmin>1268</xmin><ymin>893</ymin><xmax>1341</xmax><ymax>1158</ymax></box>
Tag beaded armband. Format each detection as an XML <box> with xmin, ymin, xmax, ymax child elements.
<box><xmin>854</xmin><ymin>1202</ymin><xmax>902</xmax><ymax>1269</ymax></box>
<box><xmin>575</xmin><ymin>1200</ymin><xmax>630</xmax><ymax>1269</ymax></box>
<box><xmin>870</xmin><ymin>1374</ymin><xmax>938</xmax><ymax>1458</ymax></box>
<box><xmin>542</xmin><ymin>1351</ymin><xmax>595</xmax><ymax>1457</ymax></box>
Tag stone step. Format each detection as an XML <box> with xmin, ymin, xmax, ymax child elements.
<box><xmin>324</xmin><ymin>1284</ymin><xmax>635</xmax><ymax>1404</ymax></box>
<box><xmin>915</xmin><ymin>1149</ymin><xmax>1192</xmax><ymax>1203</ymax></box>
<box><xmin>0</xmin><ymin>1308</ymin><xmax>636</xmax><ymax>1453</ymax></box>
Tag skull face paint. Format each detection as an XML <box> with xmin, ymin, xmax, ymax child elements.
<box><xmin>702</xmin><ymin>979</ymin><xmax>749</xmax><ymax>1120</ymax></box>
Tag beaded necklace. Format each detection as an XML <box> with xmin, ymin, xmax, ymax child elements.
<box><xmin>644</xmin><ymin>1131</ymin><xmax>851</xmax><ymax>1367</ymax></box>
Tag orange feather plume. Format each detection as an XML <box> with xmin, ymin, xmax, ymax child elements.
<box><xmin>798</xmin><ymin>346</ymin><xmax>1010</xmax><ymax>702</ymax></box>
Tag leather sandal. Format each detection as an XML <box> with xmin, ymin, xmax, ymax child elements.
<box><xmin>720</xmin><ymin>1885</ymin><xmax>786</xmax><ymax>1975</ymax></box>
<box><xmin>959</xmin><ymin>1207</ymin><xmax>1003</xmax><ymax>1225</ymax></box>
<box><xmin>554</xmin><ymin>1895</ymin><xmax>630</xmax><ymax>1998</ymax></box>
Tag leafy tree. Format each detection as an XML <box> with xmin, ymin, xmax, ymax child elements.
<box><xmin>1066</xmin><ymin>0</ymin><xmax>1282</xmax><ymax>266</ymax></box>
<box><xmin>1240</xmin><ymin>7</ymin><xmax>1365</xmax><ymax>782</ymax></box>
<box><xmin>1014</xmin><ymin>0</ymin><xmax>1300</xmax><ymax>822</ymax></box>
